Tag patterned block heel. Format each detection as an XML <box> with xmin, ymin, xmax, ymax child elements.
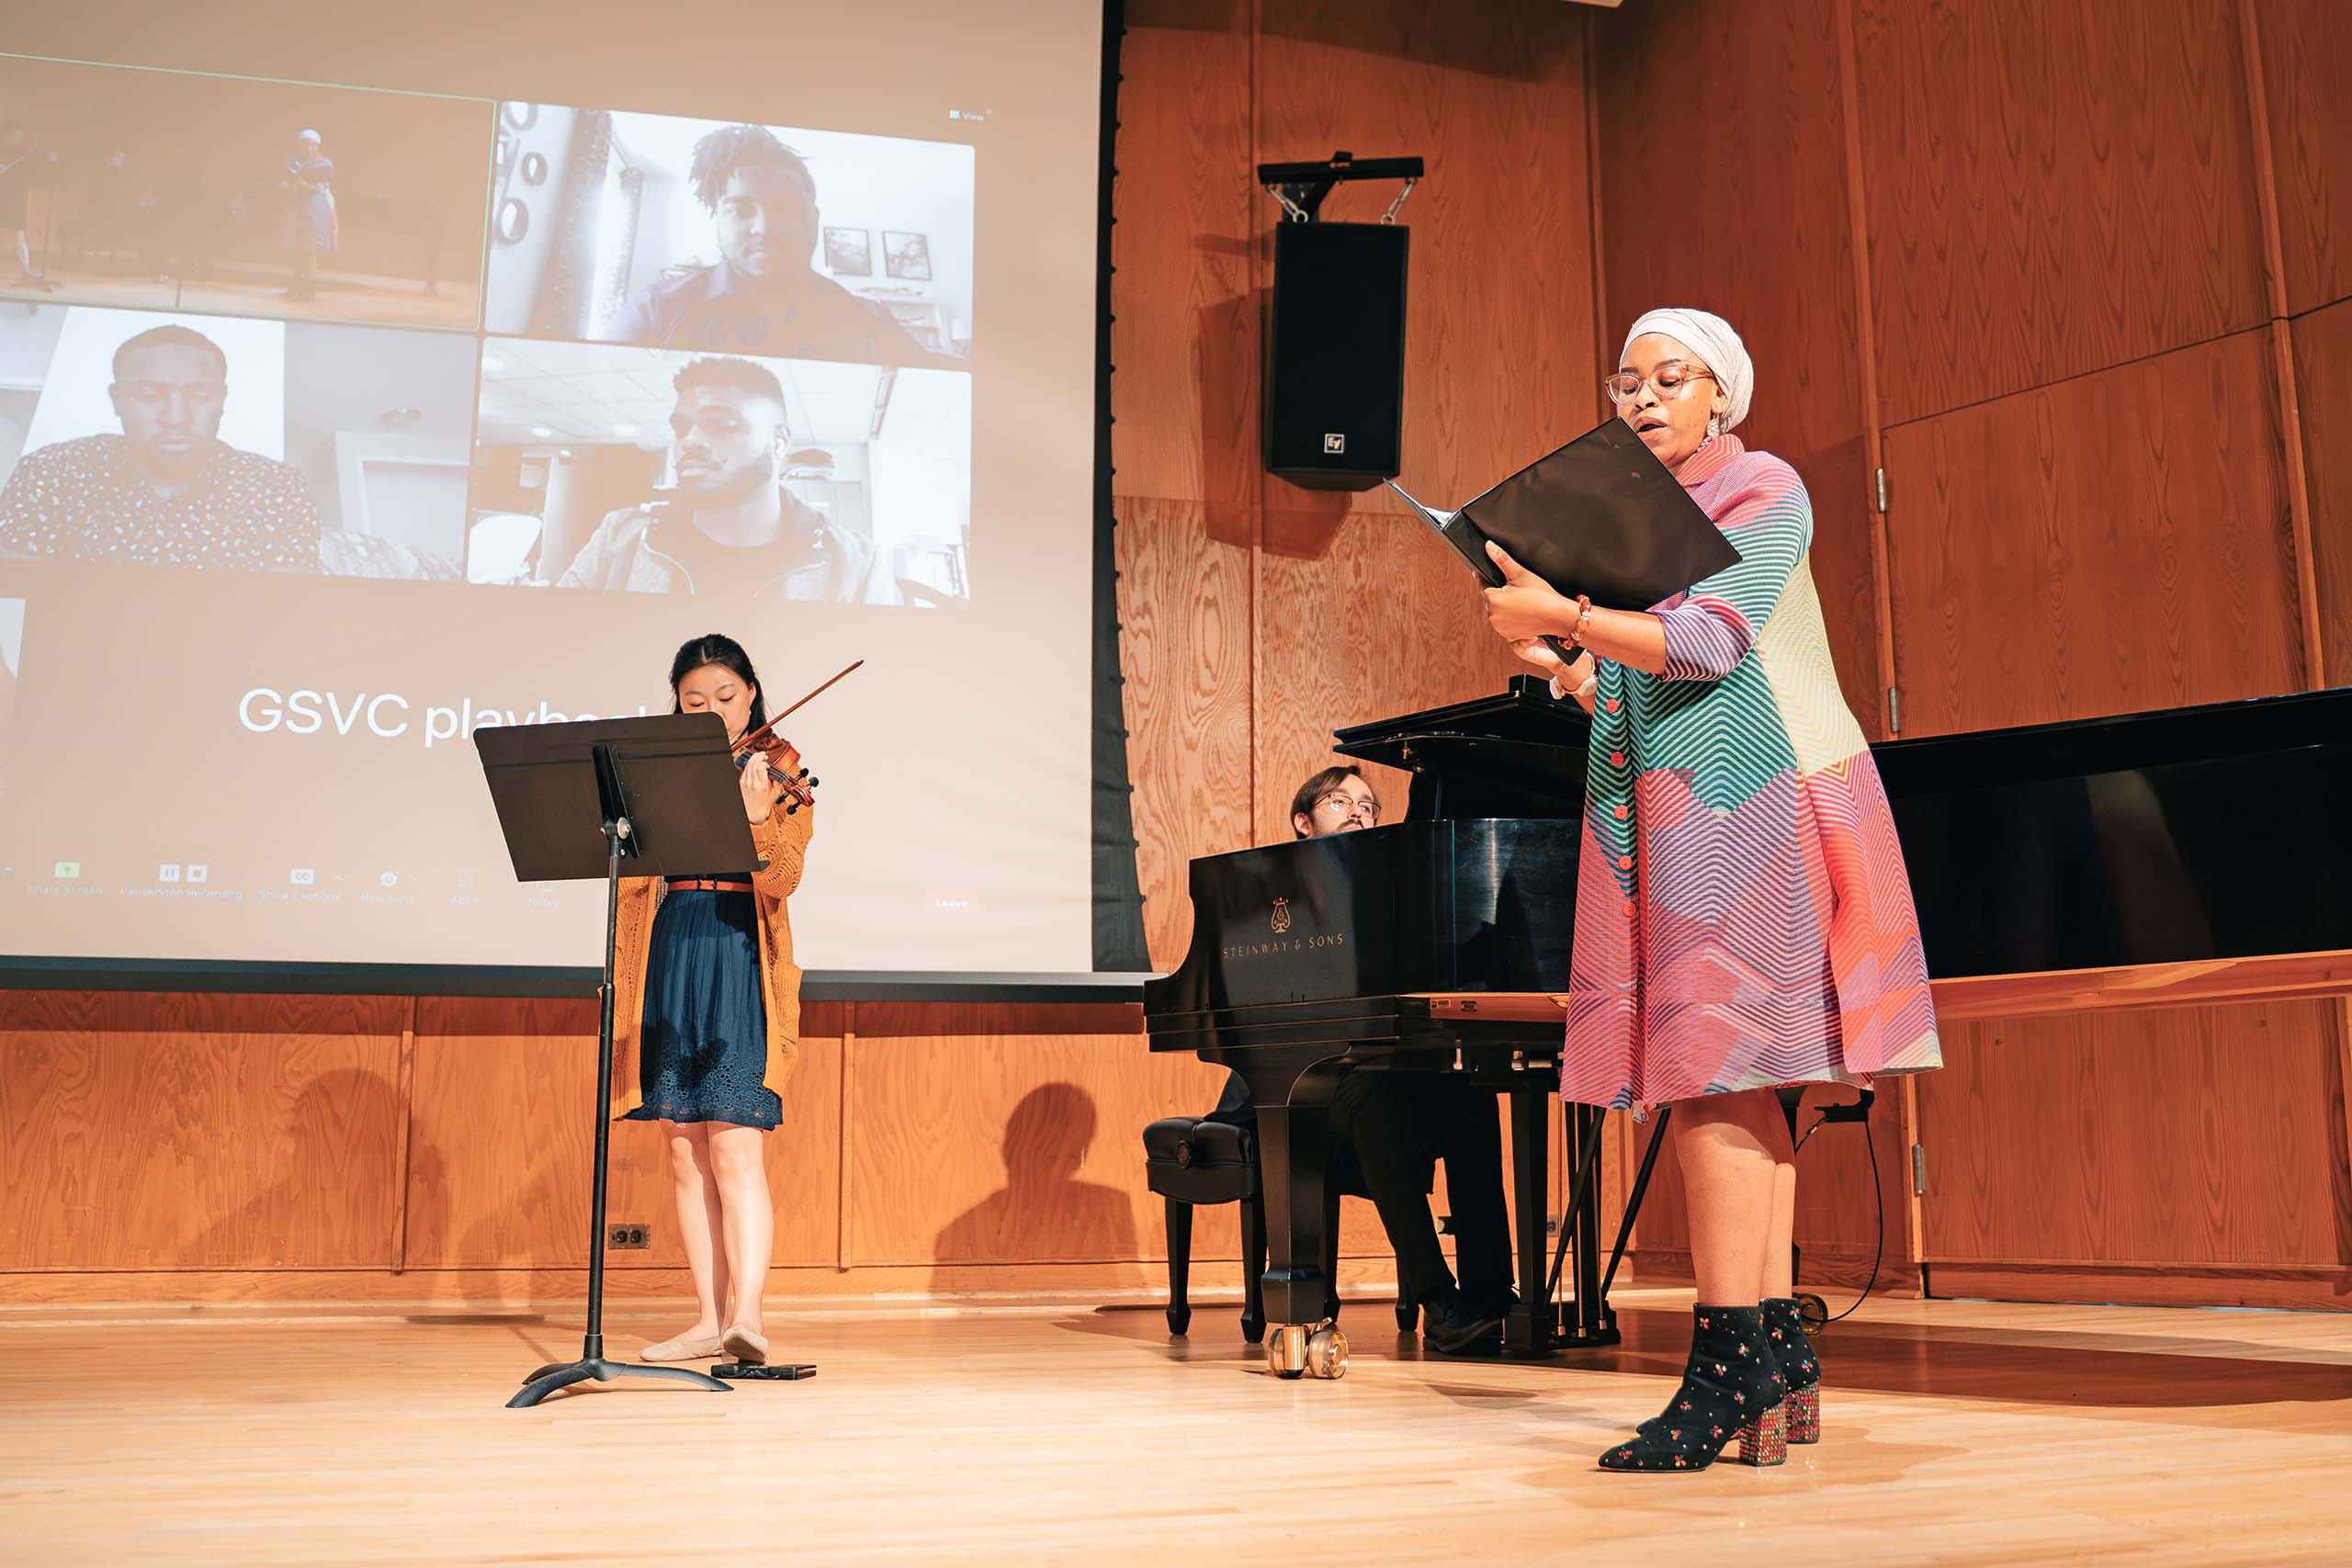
<box><xmin>1736</xmin><ymin>1403</ymin><xmax>1790</xmax><ymax>1466</ymax></box>
<box><xmin>1762</xmin><ymin>1296</ymin><xmax>1823</xmax><ymax>1445</ymax></box>
<box><xmin>1598</xmin><ymin>1304</ymin><xmax>1788</xmax><ymax>1473</ymax></box>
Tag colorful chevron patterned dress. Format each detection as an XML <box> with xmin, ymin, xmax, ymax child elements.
<box><xmin>1562</xmin><ymin>435</ymin><xmax>1940</xmax><ymax>1108</ymax></box>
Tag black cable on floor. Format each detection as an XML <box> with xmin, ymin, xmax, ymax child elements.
<box><xmin>1791</xmin><ymin>1111</ymin><xmax>1885</xmax><ymax>1325</ymax></box>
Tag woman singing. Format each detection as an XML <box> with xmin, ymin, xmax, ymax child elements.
<box><xmin>280</xmin><ymin>130</ymin><xmax>337</xmax><ymax>303</ymax></box>
<box><xmin>1483</xmin><ymin>309</ymin><xmax>1939</xmax><ymax>1472</ymax></box>
<box><xmin>611</xmin><ymin>633</ymin><xmax>815</xmax><ymax>1367</ymax></box>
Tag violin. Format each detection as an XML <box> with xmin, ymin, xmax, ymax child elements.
<box><xmin>729</xmin><ymin>660</ymin><xmax>862</xmax><ymax>818</ymax></box>
<box><xmin>732</xmin><ymin>717</ymin><xmax>818</xmax><ymax>817</ymax></box>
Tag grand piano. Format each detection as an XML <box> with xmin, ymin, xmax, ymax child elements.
<box><xmin>1144</xmin><ymin>680</ymin><xmax>2352</xmax><ymax>1378</ymax></box>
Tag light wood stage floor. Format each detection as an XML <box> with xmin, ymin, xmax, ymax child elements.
<box><xmin>0</xmin><ymin>271</ymin><xmax>483</xmax><ymax>330</ymax></box>
<box><xmin>3</xmin><ymin>1287</ymin><xmax>2346</xmax><ymax>1565</ymax></box>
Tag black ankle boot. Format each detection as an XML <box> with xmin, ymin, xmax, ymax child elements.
<box><xmin>1421</xmin><ymin>1284</ymin><xmax>1507</xmax><ymax>1353</ymax></box>
<box><xmin>1599</xmin><ymin>1304</ymin><xmax>1788</xmax><ymax>1472</ymax></box>
<box><xmin>1761</xmin><ymin>1297</ymin><xmax>1821</xmax><ymax>1444</ymax></box>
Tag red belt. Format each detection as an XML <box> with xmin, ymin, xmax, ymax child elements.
<box><xmin>667</xmin><ymin>878</ymin><xmax>754</xmax><ymax>893</ymax></box>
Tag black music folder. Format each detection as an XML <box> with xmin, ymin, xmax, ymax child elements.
<box><xmin>1388</xmin><ymin>416</ymin><xmax>1741</xmax><ymax>610</ymax></box>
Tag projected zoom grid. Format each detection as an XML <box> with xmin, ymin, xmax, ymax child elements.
<box><xmin>0</xmin><ymin>54</ymin><xmax>979</xmax><ymax>608</ymax></box>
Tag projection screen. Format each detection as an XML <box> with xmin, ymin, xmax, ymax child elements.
<box><xmin>0</xmin><ymin>0</ymin><xmax>1112</xmax><ymax>978</ymax></box>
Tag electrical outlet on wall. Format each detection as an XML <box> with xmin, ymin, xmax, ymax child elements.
<box><xmin>606</xmin><ymin>1223</ymin><xmax>650</xmax><ymax>1250</ymax></box>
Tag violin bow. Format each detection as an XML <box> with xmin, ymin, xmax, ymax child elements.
<box><xmin>736</xmin><ymin>660</ymin><xmax>864</xmax><ymax>751</ymax></box>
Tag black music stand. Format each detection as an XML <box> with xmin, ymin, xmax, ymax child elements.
<box><xmin>478</xmin><ymin>714</ymin><xmax>754</xmax><ymax>1409</ymax></box>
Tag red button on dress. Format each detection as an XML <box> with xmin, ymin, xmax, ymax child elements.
<box><xmin>1614</xmin><ymin>805</ymin><xmax>1629</xmax><ymax>820</ymax></box>
<box><xmin>1617</xmin><ymin>854</ymin><xmax>1634</xmax><ymax>871</ymax></box>
<box><xmin>1610</xmin><ymin>751</ymin><xmax>1625</xmax><ymax>767</ymax></box>
<box><xmin>1605</xmin><ymin>699</ymin><xmax>1620</xmax><ymax>714</ymax></box>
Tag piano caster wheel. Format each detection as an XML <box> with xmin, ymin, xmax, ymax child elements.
<box><xmin>1265</xmin><ymin>1322</ymin><xmax>1350</xmax><ymax>1380</ymax></box>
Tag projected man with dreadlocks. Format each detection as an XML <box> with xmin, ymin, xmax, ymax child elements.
<box><xmin>597</xmin><ymin>123</ymin><xmax>932</xmax><ymax>365</ymax></box>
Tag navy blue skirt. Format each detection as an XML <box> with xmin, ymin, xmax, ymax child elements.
<box><xmin>625</xmin><ymin>883</ymin><xmax>780</xmax><ymax>1130</ymax></box>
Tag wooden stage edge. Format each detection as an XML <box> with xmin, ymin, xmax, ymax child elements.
<box><xmin>1928</xmin><ymin>947</ymin><xmax>2352</xmax><ymax>1021</ymax></box>
<box><xmin>0</xmin><ymin>1256</ymin><xmax>1409</xmax><ymax>1308</ymax></box>
<box><xmin>10</xmin><ymin>1257</ymin><xmax>2345</xmax><ymax>1315</ymax></box>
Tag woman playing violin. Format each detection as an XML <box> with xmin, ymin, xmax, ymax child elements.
<box><xmin>610</xmin><ymin>632</ymin><xmax>815</xmax><ymax>1367</ymax></box>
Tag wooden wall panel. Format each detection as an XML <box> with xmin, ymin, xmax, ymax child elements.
<box><xmin>1252</xmin><ymin>510</ymin><xmax>1525</xmax><ymax>844</ymax></box>
<box><xmin>1253</xmin><ymin>1</ymin><xmax>1600</xmax><ymax>532</ymax></box>
<box><xmin>1112</xmin><ymin>0</ymin><xmax>1605</xmax><ymax>940</ymax></box>
<box><xmin>1110</xmin><ymin>4</ymin><xmax>1258</xmax><ymax>523</ymax></box>
<box><xmin>1595</xmin><ymin>0</ymin><xmax>1886</xmax><ymax>735</ymax></box>
<box><xmin>402</xmin><ymin>997</ymin><xmax>842</xmax><ymax>1271</ymax></box>
<box><xmin>1883</xmin><ymin>330</ymin><xmax>2303</xmax><ymax>737</ymax></box>
<box><xmin>1853</xmin><ymin>0</ymin><xmax>2270</xmax><ymax>424</ymax></box>
<box><xmin>0</xmin><ymin>993</ymin><xmax>404</xmax><ymax>1269</ymax></box>
<box><xmin>1114</xmin><ymin>497</ymin><xmax>1254</xmax><ymax>971</ymax></box>
<box><xmin>2292</xmin><ymin>299</ymin><xmax>2352</xmax><ymax>690</ymax></box>
<box><xmin>2253</xmin><ymin>0</ymin><xmax>2352</xmax><ymax>315</ymax></box>
<box><xmin>842</xmin><ymin>1004</ymin><xmax>1238</xmax><ymax>1270</ymax></box>
<box><xmin>1915</xmin><ymin>1001</ymin><xmax>2352</xmax><ymax>1270</ymax></box>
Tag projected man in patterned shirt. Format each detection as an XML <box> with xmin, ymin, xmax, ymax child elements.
<box><xmin>0</xmin><ymin>324</ymin><xmax>322</xmax><ymax>570</ymax></box>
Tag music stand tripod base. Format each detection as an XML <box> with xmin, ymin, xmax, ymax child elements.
<box><xmin>712</xmin><ymin>1360</ymin><xmax>818</xmax><ymax>1381</ymax></box>
<box><xmin>508</xmin><ymin>1354</ymin><xmax>730</xmax><ymax>1409</ymax></box>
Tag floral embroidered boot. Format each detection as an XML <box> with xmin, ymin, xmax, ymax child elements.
<box><xmin>1599</xmin><ymin>1303</ymin><xmax>1788</xmax><ymax>1472</ymax></box>
<box><xmin>1762</xmin><ymin>1296</ymin><xmax>1822</xmax><ymax>1443</ymax></box>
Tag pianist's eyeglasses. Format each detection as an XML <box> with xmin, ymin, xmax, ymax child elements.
<box><xmin>1317</xmin><ymin>792</ymin><xmax>1382</xmax><ymax>822</ymax></box>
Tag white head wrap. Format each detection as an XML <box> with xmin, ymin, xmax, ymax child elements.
<box><xmin>297</xmin><ymin>129</ymin><xmax>322</xmax><ymax>145</ymax></box>
<box><xmin>1621</xmin><ymin>308</ymin><xmax>1752</xmax><ymax>432</ymax></box>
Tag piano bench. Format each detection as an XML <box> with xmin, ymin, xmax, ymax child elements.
<box><xmin>1143</xmin><ymin>1116</ymin><xmax>1418</xmax><ymax>1342</ymax></box>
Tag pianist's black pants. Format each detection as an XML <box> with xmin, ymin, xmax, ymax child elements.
<box><xmin>1329</xmin><ymin>1072</ymin><xmax>1513</xmax><ymax>1309</ymax></box>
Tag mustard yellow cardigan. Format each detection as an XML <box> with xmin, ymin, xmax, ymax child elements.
<box><xmin>607</xmin><ymin>803</ymin><xmax>815</xmax><ymax>1121</ymax></box>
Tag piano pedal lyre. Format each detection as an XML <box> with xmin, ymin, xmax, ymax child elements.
<box><xmin>1265</xmin><ymin>1320</ymin><xmax>1351</xmax><ymax>1380</ymax></box>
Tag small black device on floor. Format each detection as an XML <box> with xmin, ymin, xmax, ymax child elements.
<box><xmin>711</xmin><ymin>1361</ymin><xmax>817</xmax><ymax>1381</ymax></box>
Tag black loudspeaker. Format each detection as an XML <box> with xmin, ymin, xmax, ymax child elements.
<box><xmin>1265</xmin><ymin>220</ymin><xmax>1408</xmax><ymax>491</ymax></box>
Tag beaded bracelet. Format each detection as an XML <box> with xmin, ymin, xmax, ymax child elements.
<box><xmin>1568</xmin><ymin>594</ymin><xmax>1595</xmax><ymax>648</ymax></box>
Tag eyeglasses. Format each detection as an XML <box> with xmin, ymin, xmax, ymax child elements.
<box><xmin>1317</xmin><ymin>792</ymin><xmax>1382</xmax><ymax>822</ymax></box>
<box><xmin>1603</xmin><ymin>363</ymin><xmax>1718</xmax><ymax>405</ymax></box>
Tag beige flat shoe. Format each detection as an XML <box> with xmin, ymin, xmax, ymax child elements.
<box><xmin>639</xmin><ymin>1333</ymin><xmax>724</xmax><ymax>1363</ymax></box>
<box><xmin>720</xmin><ymin>1325</ymin><xmax>769</xmax><ymax>1366</ymax></box>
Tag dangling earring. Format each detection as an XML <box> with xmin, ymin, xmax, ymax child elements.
<box><xmin>1706</xmin><ymin>412</ymin><xmax>1722</xmax><ymax>440</ymax></box>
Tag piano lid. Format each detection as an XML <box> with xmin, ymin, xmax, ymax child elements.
<box><xmin>1333</xmin><ymin>675</ymin><xmax>1588</xmax><ymax>821</ymax></box>
<box><xmin>1878</xmin><ymin>686</ymin><xmax>2352</xmax><ymax>976</ymax></box>
<box><xmin>1148</xmin><ymin>681</ymin><xmax>2352</xmax><ymax>1033</ymax></box>
<box><xmin>1872</xmin><ymin>686</ymin><xmax>2352</xmax><ymax>796</ymax></box>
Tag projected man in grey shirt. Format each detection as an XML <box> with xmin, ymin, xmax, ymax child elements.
<box><xmin>0</xmin><ymin>325</ymin><xmax>322</xmax><ymax>571</ymax></box>
<box><xmin>597</xmin><ymin>124</ymin><xmax>932</xmax><ymax>365</ymax></box>
<box><xmin>557</xmin><ymin>355</ymin><xmax>882</xmax><ymax>602</ymax></box>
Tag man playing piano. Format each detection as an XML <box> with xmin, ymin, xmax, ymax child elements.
<box><xmin>1199</xmin><ymin>764</ymin><xmax>1519</xmax><ymax>1353</ymax></box>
